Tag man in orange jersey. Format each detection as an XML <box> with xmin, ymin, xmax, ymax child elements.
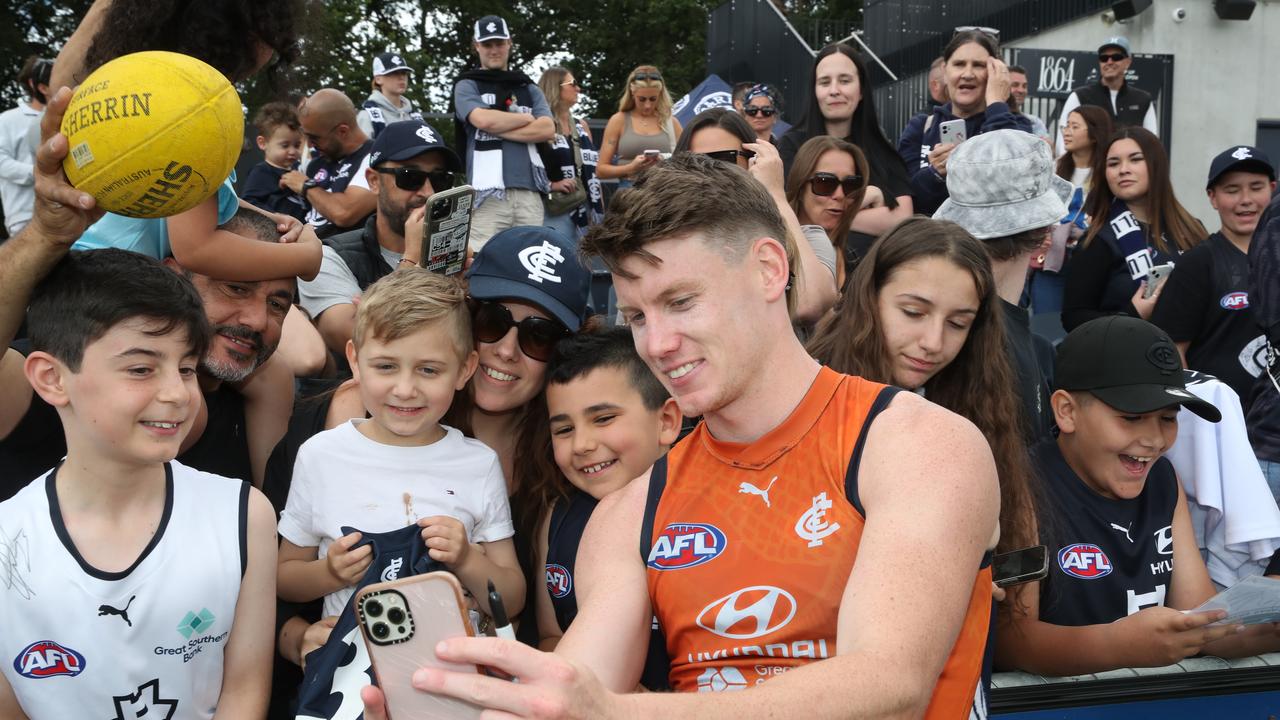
<box><xmin>362</xmin><ymin>153</ymin><xmax>1000</xmax><ymax>718</ymax></box>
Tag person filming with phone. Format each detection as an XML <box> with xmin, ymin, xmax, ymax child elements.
<box><xmin>1061</xmin><ymin>127</ymin><xmax>1206</xmax><ymax>331</ymax></box>
<box><xmin>298</xmin><ymin>120</ymin><xmax>464</xmax><ymax>357</ymax></box>
<box><xmin>898</xmin><ymin>28</ymin><xmax>1033</xmax><ymax>216</ymax></box>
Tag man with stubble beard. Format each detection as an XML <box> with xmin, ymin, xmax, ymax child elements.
<box><xmin>298</xmin><ymin>120</ymin><xmax>464</xmax><ymax>356</ymax></box>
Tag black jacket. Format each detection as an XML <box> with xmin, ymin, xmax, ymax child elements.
<box><xmin>322</xmin><ymin>216</ymin><xmax>393</xmax><ymax>291</ymax></box>
<box><xmin>1073</xmin><ymin>80</ymin><xmax>1153</xmax><ymax>130</ymax></box>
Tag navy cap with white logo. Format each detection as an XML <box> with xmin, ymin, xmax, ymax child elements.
<box><xmin>474</xmin><ymin>16</ymin><xmax>511</xmax><ymax>42</ymax></box>
<box><xmin>1206</xmin><ymin>145</ymin><xmax>1275</xmax><ymax>189</ymax></box>
<box><xmin>368</xmin><ymin>121</ymin><xmax>461</xmax><ymax>172</ymax></box>
<box><xmin>1055</xmin><ymin>316</ymin><xmax>1221</xmax><ymax>422</ymax></box>
<box><xmin>372</xmin><ymin>52</ymin><xmax>411</xmax><ymax>77</ymax></box>
<box><xmin>466</xmin><ymin>226</ymin><xmax>590</xmax><ymax>331</ymax></box>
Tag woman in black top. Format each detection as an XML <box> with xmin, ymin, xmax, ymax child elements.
<box><xmin>778</xmin><ymin>43</ymin><xmax>912</xmax><ymax>238</ymax></box>
<box><xmin>1062</xmin><ymin>128</ymin><xmax>1206</xmax><ymax>331</ymax></box>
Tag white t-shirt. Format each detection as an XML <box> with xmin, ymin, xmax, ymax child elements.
<box><xmin>278</xmin><ymin>420</ymin><xmax>512</xmax><ymax>617</ymax></box>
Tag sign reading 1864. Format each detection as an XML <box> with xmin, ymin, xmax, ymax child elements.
<box><xmin>1007</xmin><ymin>48</ymin><xmax>1173</xmax><ymax>102</ymax></box>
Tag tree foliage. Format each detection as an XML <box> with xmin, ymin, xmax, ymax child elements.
<box><xmin>0</xmin><ymin>0</ymin><xmax>93</xmax><ymax>107</ymax></box>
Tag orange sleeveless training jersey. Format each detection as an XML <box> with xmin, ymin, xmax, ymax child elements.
<box><xmin>643</xmin><ymin>367</ymin><xmax>993</xmax><ymax>717</ymax></box>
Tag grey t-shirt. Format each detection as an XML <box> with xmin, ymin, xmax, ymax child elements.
<box><xmin>801</xmin><ymin>225</ymin><xmax>839</xmax><ymax>281</ymax></box>
<box><xmin>453</xmin><ymin>79</ymin><xmax>552</xmax><ymax>194</ymax></box>
<box><xmin>298</xmin><ymin>244</ymin><xmax>402</xmax><ymax>319</ymax></box>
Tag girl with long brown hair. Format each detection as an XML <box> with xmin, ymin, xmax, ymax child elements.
<box><xmin>785</xmin><ymin>135</ymin><xmax>870</xmax><ymax>288</ymax></box>
<box><xmin>1062</xmin><ymin>127</ymin><xmax>1206</xmax><ymax>330</ymax></box>
<box><xmin>807</xmin><ymin>217</ymin><xmax>1039</xmax><ymax>558</ymax></box>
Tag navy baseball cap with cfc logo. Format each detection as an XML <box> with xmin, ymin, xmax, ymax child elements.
<box><xmin>1055</xmin><ymin>316</ymin><xmax>1221</xmax><ymax>422</ymax></box>
<box><xmin>474</xmin><ymin>16</ymin><xmax>511</xmax><ymax>42</ymax></box>
<box><xmin>466</xmin><ymin>226</ymin><xmax>590</xmax><ymax>331</ymax></box>
<box><xmin>368</xmin><ymin>121</ymin><xmax>461</xmax><ymax>172</ymax></box>
<box><xmin>372</xmin><ymin>52</ymin><xmax>411</xmax><ymax>77</ymax></box>
<box><xmin>1206</xmin><ymin>145</ymin><xmax>1275</xmax><ymax>189</ymax></box>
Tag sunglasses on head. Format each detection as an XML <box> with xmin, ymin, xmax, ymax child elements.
<box><xmin>807</xmin><ymin>172</ymin><xmax>863</xmax><ymax>197</ymax></box>
<box><xmin>560</xmin><ymin>79</ymin><xmax>580</xmax><ymax>88</ymax></box>
<box><xmin>1098</xmin><ymin>52</ymin><xmax>1128</xmax><ymax>63</ymax></box>
<box><xmin>471</xmin><ymin>300</ymin><xmax>569</xmax><ymax>362</ymax></box>
<box><xmin>954</xmin><ymin>25</ymin><xmax>1000</xmax><ymax>40</ymax></box>
<box><xmin>632</xmin><ymin>72</ymin><xmax>663</xmax><ymax>83</ymax></box>
<box><xmin>702</xmin><ymin>149</ymin><xmax>756</xmax><ymax>165</ymax></box>
<box><xmin>743</xmin><ymin>106</ymin><xmax>776</xmax><ymax>117</ymax></box>
<box><xmin>373</xmin><ymin>166</ymin><xmax>454</xmax><ymax>193</ymax></box>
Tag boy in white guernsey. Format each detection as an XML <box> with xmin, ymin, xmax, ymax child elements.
<box><xmin>0</xmin><ymin>249</ymin><xmax>278</xmax><ymax>719</ymax></box>
<box><xmin>277</xmin><ymin>268</ymin><xmax>525</xmax><ymax>620</ymax></box>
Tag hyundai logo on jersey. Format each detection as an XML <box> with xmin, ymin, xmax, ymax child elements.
<box><xmin>14</xmin><ymin>640</ymin><xmax>86</xmax><ymax>679</ymax></box>
<box><xmin>545</xmin><ymin>563</ymin><xmax>573</xmax><ymax>599</ymax></box>
<box><xmin>1058</xmin><ymin>543</ymin><xmax>1114</xmax><ymax>579</ymax></box>
<box><xmin>1220</xmin><ymin>292</ymin><xmax>1249</xmax><ymax>310</ymax></box>
<box><xmin>647</xmin><ymin>523</ymin><xmax>727</xmax><ymax>570</ymax></box>
<box><xmin>695</xmin><ymin>586</ymin><xmax>797</xmax><ymax>639</ymax></box>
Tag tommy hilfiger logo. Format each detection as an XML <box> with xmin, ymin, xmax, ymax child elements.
<box><xmin>98</xmin><ymin>595</ymin><xmax>136</xmax><ymax>628</ymax></box>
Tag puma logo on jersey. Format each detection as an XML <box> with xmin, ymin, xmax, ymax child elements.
<box><xmin>738</xmin><ymin>477</ymin><xmax>777</xmax><ymax>508</ymax></box>
<box><xmin>1109</xmin><ymin>522</ymin><xmax>1133</xmax><ymax>543</ymax></box>
<box><xmin>99</xmin><ymin>595</ymin><xmax>136</xmax><ymax>628</ymax></box>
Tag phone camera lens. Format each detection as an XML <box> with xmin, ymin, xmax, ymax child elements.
<box><xmin>387</xmin><ymin>607</ymin><xmax>406</xmax><ymax>625</ymax></box>
<box><xmin>372</xmin><ymin>622</ymin><xmax>390</xmax><ymax>639</ymax></box>
<box><xmin>365</xmin><ymin>600</ymin><xmax>384</xmax><ymax>618</ymax></box>
<box><xmin>431</xmin><ymin>204</ymin><xmax>448</xmax><ymax>220</ymax></box>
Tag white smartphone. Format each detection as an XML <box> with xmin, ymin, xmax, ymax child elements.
<box><xmin>1143</xmin><ymin>262</ymin><xmax>1175</xmax><ymax>299</ymax></box>
<box><xmin>939</xmin><ymin>119</ymin><xmax>967</xmax><ymax>146</ymax></box>
<box><xmin>423</xmin><ymin>185</ymin><xmax>474</xmax><ymax>276</ymax></box>
<box><xmin>357</xmin><ymin>572</ymin><xmax>484</xmax><ymax>719</ymax></box>
<box><xmin>643</xmin><ymin>149</ymin><xmax>660</xmax><ymax>160</ymax></box>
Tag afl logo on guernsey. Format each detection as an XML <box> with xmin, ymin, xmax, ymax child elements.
<box><xmin>647</xmin><ymin>523</ymin><xmax>726</xmax><ymax>570</ymax></box>
<box><xmin>1220</xmin><ymin>292</ymin><xmax>1249</xmax><ymax>310</ymax></box>
<box><xmin>1058</xmin><ymin>543</ymin><xmax>1113</xmax><ymax>579</ymax></box>
<box><xmin>14</xmin><ymin>640</ymin><xmax>86</xmax><ymax>679</ymax></box>
<box><xmin>545</xmin><ymin>563</ymin><xmax>573</xmax><ymax>599</ymax></box>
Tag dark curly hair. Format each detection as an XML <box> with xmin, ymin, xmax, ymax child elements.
<box><xmin>81</xmin><ymin>0</ymin><xmax>302</xmax><ymax>85</ymax></box>
<box><xmin>252</xmin><ymin>101</ymin><xmax>301</xmax><ymax>136</ymax></box>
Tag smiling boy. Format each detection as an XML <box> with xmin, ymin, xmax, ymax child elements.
<box><xmin>277</xmin><ymin>268</ymin><xmax>524</xmax><ymax>620</ymax></box>
<box><xmin>535</xmin><ymin>326</ymin><xmax>680</xmax><ymax>691</ymax></box>
<box><xmin>0</xmin><ymin>250</ymin><xmax>278</xmax><ymax>719</ymax></box>
<box><xmin>998</xmin><ymin>315</ymin><xmax>1280</xmax><ymax>675</ymax></box>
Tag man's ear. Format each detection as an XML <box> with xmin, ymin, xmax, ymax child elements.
<box><xmin>366</xmin><ymin>166</ymin><xmax>380</xmax><ymax>193</ymax></box>
<box><xmin>657</xmin><ymin>397</ymin><xmax>682</xmax><ymax>447</ymax></box>
<box><xmin>1051</xmin><ymin>389</ymin><xmax>1078</xmax><ymax>434</ymax></box>
<box><xmin>24</xmin><ymin>351</ymin><xmax>71</xmax><ymax>408</ymax></box>
<box><xmin>751</xmin><ymin>236</ymin><xmax>790</xmax><ymax>304</ymax></box>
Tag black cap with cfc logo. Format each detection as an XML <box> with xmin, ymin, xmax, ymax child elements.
<box><xmin>1206</xmin><ymin>145</ymin><xmax>1275</xmax><ymax>189</ymax></box>
<box><xmin>1055</xmin><ymin>316</ymin><xmax>1221</xmax><ymax>422</ymax></box>
<box><xmin>372</xmin><ymin>52</ymin><xmax>411</xmax><ymax>77</ymax></box>
<box><xmin>474</xmin><ymin>16</ymin><xmax>511</xmax><ymax>42</ymax></box>
<box><xmin>465</xmin><ymin>226</ymin><xmax>590</xmax><ymax>331</ymax></box>
<box><xmin>368</xmin><ymin>120</ymin><xmax>461</xmax><ymax>172</ymax></box>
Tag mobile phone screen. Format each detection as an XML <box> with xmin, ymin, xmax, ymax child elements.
<box><xmin>993</xmin><ymin>545</ymin><xmax>1048</xmax><ymax>587</ymax></box>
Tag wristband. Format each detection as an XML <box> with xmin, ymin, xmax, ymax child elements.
<box><xmin>398</xmin><ymin>257</ymin><xmax>418</xmax><ymax>267</ymax></box>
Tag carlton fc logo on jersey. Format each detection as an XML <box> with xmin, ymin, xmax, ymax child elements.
<box><xmin>1220</xmin><ymin>292</ymin><xmax>1249</xmax><ymax>310</ymax></box>
<box><xmin>13</xmin><ymin>640</ymin><xmax>85</xmax><ymax>679</ymax></box>
<box><xmin>647</xmin><ymin>523</ymin><xmax>726</xmax><ymax>570</ymax></box>
<box><xmin>546</xmin><ymin>563</ymin><xmax>573</xmax><ymax>599</ymax></box>
<box><xmin>1058</xmin><ymin>543</ymin><xmax>1114</xmax><ymax>579</ymax></box>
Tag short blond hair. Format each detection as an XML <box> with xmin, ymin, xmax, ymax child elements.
<box><xmin>353</xmin><ymin>268</ymin><xmax>472</xmax><ymax>359</ymax></box>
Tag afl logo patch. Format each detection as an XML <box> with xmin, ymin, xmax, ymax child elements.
<box><xmin>13</xmin><ymin>640</ymin><xmax>86</xmax><ymax>679</ymax></box>
<box><xmin>312</xmin><ymin>169</ymin><xmax>329</xmax><ymax>183</ymax></box>
<box><xmin>1220</xmin><ymin>292</ymin><xmax>1249</xmax><ymax>310</ymax></box>
<box><xmin>545</xmin><ymin>563</ymin><xmax>572</xmax><ymax>599</ymax></box>
<box><xmin>1058</xmin><ymin>543</ymin><xmax>1113</xmax><ymax>579</ymax></box>
<box><xmin>647</xmin><ymin>523</ymin><xmax>726</xmax><ymax>570</ymax></box>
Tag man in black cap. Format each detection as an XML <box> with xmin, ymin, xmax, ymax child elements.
<box><xmin>452</xmin><ymin>14</ymin><xmax>555</xmax><ymax>251</ymax></box>
<box><xmin>298</xmin><ymin>120</ymin><xmax>463</xmax><ymax>355</ymax></box>
<box><xmin>357</xmin><ymin>51</ymin><xmax>424</xmax><ymax>139</ymax></box>
<box><xmin>1152</xmin><ymin>146</ymin><xmax>1276</xmax><ymax>405</ymax></box>
<box><xmin>1055</xmin><ymin>36</ymin><xmax>1158</xmax><ymax>156</ymax></box>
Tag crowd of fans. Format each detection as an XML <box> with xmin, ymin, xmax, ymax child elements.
<box><xmin>0</xmin><ymin>3</ymin><xmax>1278</xmax><ymax>719</ymax></box>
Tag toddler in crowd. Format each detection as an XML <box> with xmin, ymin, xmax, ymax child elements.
<box><xmin>535</xmin><ymin>325</ymin><xmax>681</xmax><ymax>688</ymax></box>
<box><xmin>998</xmin><ymin>316</ymin><xmax>1280</xmax><ymax>675</ymax></box>
<box><xmin>242</xmin><ymin>101</ymin><xmax>309</xmax><ymax>222</ymax></box>
<box><xmin>277</xmin><ymin>268</ymin><xmax>524</xmax><ymax>620</ymax></box>
<box><xmin>0</xmin><ymin>250</ymin><xmax>276</xmax><ymax>717</ymax></box>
